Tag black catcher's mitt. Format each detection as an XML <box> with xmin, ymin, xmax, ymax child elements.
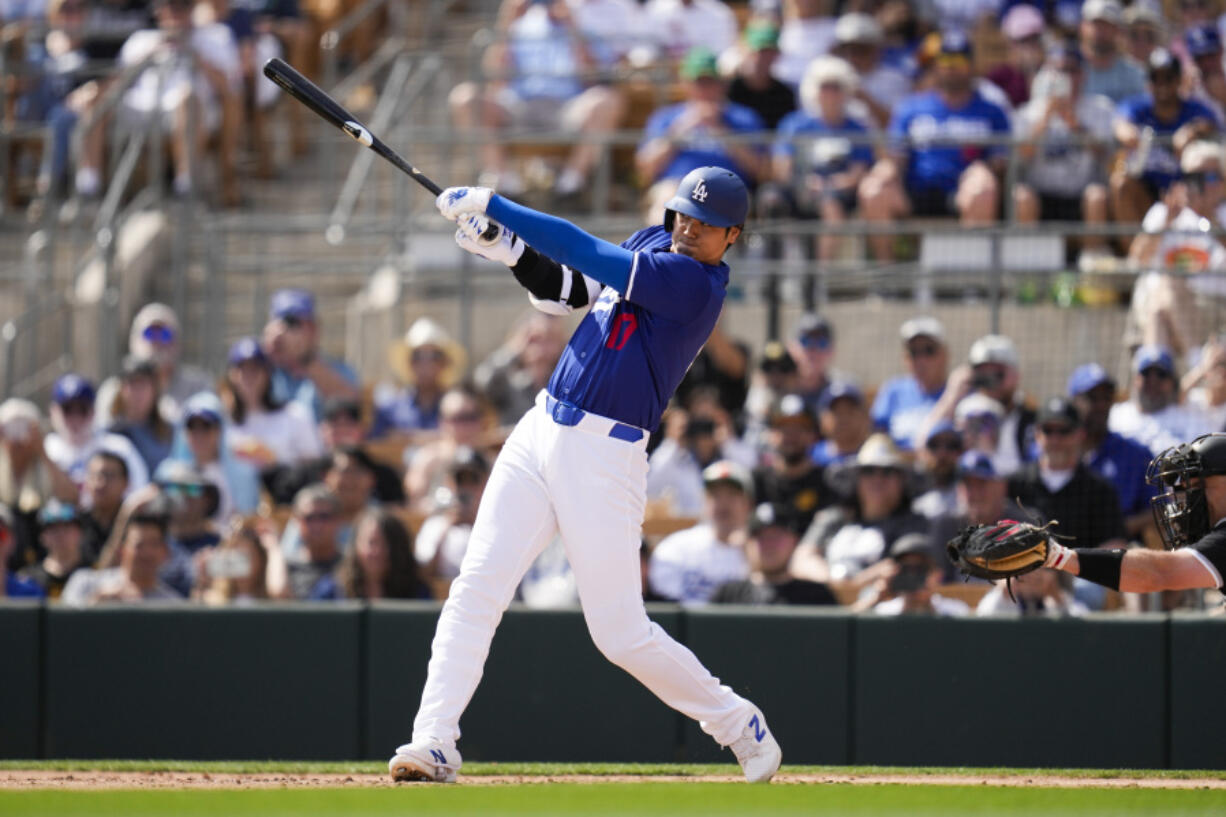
<box><xmin>946</xmin><ymin>519</ymin><xmax>1054</xmax><ymax>582</ymax></box>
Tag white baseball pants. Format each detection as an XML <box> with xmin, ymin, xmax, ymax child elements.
<box><xmin>410</xmin><ymin>392</ymin><xmax>753</xmax><ymax>748</ymax></box>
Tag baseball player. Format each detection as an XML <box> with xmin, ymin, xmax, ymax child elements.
<box><xmin>952</xmin><ymin>433</ymin><xmax>1226</xmax><ymax>598</ymax></box>
<box><xmin>387</xmin><ymin>167</ymin><xmax>782</xmax><ymax>784</ymax></box>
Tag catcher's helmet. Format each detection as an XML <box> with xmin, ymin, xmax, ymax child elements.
<box><xmin>1146</xmin><ymin>432</ymin><xmax>1226</xmax><ymax>548</ymax></box>
<box><xmin>662</xmin><ymin>166</ymin><xmax>749</xmax><ymax>231</ymax></box>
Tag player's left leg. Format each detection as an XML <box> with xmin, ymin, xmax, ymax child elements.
<box><xmin>547</xmin><ymin>427</ymin><xmax>780</xmax><ymax>780</ymax></box>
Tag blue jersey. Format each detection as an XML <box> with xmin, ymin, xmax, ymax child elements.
<box><xmin>773</xmin><ymin>111</ymin><xmax>874</xmax><ymax>174</ymax></box>
<box><xmin>547</xmin><ymin>225</ymin><xmax>729</xmax><ymax>431</ymax></box>
<box><xmin>870</xmin><ymin>375</ymin><xmax>944</xmax><ymax>451</ymax></box>
<box><xmin>1085</xmin><ymin>430</ymin><xmax>1157</xmax><ymax>518</ymax></box>
<box><xmin>641</xmin><ymin>103</ymin><xmax>766</xmax><ymax>185</ymax></box>
<box><xmin>889</xmin><ymin>90</ymin><xmax>1011</xmax><ymax>193</ymax></box>
<box><xmin>1117</xmin><ymin>96</ymin><xmax>1221</xmax><ymax>191</ymax></box>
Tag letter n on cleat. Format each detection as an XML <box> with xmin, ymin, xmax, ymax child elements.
<box><xmin>749</xmin><ymin>715</ymin><xmax>766</xmax><ymax>742</ymax></box>
<box><xmin>430</xmin><ymin>749</ymin><xmax>447</xmax><ymax>764</ymax></box>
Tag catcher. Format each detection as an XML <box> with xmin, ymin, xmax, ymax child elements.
<box><xmin>948</xmin><ymin>432</ymin><xmax>1226</xmax><ymax>596</ymax></box>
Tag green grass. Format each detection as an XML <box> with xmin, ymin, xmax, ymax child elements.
<box><xmin>2</xmin><ymin>759</ymin><xmax>1225</xmax><ymax>780</ymax></box>
<box><xmin>2</xmin><ymin>784</ymin><xmax>1226</xmax><ymax>817</ymax></box>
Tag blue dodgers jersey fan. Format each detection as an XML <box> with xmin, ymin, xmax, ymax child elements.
<box><xmin>547</xmin><ymin>225</ymin><xmax>729</xmax><ymax>432</ymax></box>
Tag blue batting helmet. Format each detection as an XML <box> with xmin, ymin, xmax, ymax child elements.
<box><xmin>662</xmin><ymin>166</ymin><xmax>749</xmax><ymax>230</ymax></box>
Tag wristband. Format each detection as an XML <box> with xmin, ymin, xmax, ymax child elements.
<box><xmin>1044</xmin><ymin>540</ymin><xmax>1075</xmax><ymax>571</ymax></box>
<box><xmin>1073</xmin><ymin>548</ymin><xmax>1126</xmax><ymax>591</ymax></box>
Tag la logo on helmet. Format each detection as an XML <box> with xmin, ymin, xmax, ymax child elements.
<box><xmin>691</xmin><ymin>181</ymin><xmax>708</xmax><ymax>202</ymax></box>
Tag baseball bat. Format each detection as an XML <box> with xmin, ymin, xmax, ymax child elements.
<box><xmin>262</xmin><ymin>57</ymin><xmax>498</xmax><ymax>243</ymax></box>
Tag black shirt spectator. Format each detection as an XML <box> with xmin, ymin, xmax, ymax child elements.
<box><xmin>1007</xmin><ymin>463</ymin><xmax>1126</xmax><ymax>548</ymax></box>
<box><xmin>727</xmin><ymin>22</ymin><xmax>796</xmax><ymax>130</ymax></box>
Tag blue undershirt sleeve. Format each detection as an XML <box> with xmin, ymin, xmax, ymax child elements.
<box><xmin>487</xmin><ymin>195</ymin><xmax>635</xmax><ymax>293</ymax></box>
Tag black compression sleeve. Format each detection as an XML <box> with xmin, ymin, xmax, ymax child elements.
<box><xmin>510</xmin><ymin>246</ymin><xmax>590</xmax><ymax>308</ymax></box>
<box><xmin>1074</xmin><ymin>548</ymin><xmax>1126</xmax><ymax>591</ymax></box>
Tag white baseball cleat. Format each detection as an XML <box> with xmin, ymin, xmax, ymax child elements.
<box><xmin>388</xmin><ymin>740</ymin><xmax>462</xmax><ymax>783</ymax></box>
<box><xmin>729</xmin><ymin>709</ymin><xmax>782</xmax><ymax>783</ymax></box>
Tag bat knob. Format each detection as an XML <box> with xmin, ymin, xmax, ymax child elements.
<box><xmin>475</xmin><ymin>217</ymin><xmax>502</xmax><ymax>246</ymax></box>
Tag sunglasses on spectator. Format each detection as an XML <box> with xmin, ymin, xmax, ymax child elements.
<box><xmin>186</xmin><ymin>419</ymin><xmax>219</xmax><ymax>433</ymax></box>
<box><xmin>799</xmin><ymin>333</ymin><xmax>831</xmax><ymax>351</ymax></box>
<box><xmin>1184</xmin><ymin>170</ymin><xmax>1223</xmax><ymax>188</ymax></box>
<box><xmin>162</xmin><ymin>483</ymin><xmax>205</xmax><ymax>498</ymax></box>
<box><xmin>936</xmin><ymin>54</ymin><xmax>971</xmax><ymax>69</ymax></box>
<box><xmin>859</xmin><ymin>466</ymin><xmax>900</xmax><ymax>478</ymax></box>
<box><xmin>1039</xmin><ymin>424</ymin><xmax>1076</xmax><ymax>437</ymax></box>
<box><xmin>926</xmin><ymin>436</ymin><xmax>963</xmax><ymax>452</ymax></box>
<box><xmin>965</xmin><ymin>414</ymin><xmax>1000</xmax><ymax>429</ymax></box>
<box><xmin>60</xmin><ymin>401</ymin><xmax>92</xmax><ymax>417</ymax></box>
<box><xmin>907</xmin><ymin>342</ymin><xmax>940</xmax><ymax>358</ymax></box>
<box><xmin>301</xmin><ymin>511</ymin><xmax>335</xmax><ymax>524</ymax></box>
<box><xmin>412</xmin><ymin>348</ymin><xmax>447</xmax><ymax>364</ymax></box>
<box><xmin>142</xmin><ymin>324</ymin><xmax>175</xmax><ymax>344</ymax></box>
<box><xmin>1150</xmin><ymin>71</ymin><xmax>1180</xmax><ymax>85</ymax></box>
<box><xmin>444</xmin><ymin>411</ymin><xmax>482</xmax><ymax>424</ymax></box>
<box><xmin>281</xmin><ymin>315</ymin><xmax>305</xmax><ymax>329</ymax></box>
<box><xmin>1140</xmin><ymin>367</ymin><xmax>1173</xmax><ymax>380</ymax></box>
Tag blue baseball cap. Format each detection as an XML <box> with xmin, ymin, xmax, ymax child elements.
<box><xmin>663</xmin><ymin>166</ymin><xmax>749</xmax><ymax>229</ymax></box>
<box><xmin>957</xmin><ymin>450</ymin><xmax>1000</xmax><ymax>480</ymax></box>
<box><xmin>1134</xmin><ymin>344</ymin><xmax>1175</xmax><ymax>375</ymax></box>
<box><xmin>938</xmin><ymin>29</ymin><xmax>973</xmax><ymax>57</ymax></box>
<box><xmin>227</xmin><ymin>336</ymin><xmax>267</xmax><ymax>367</ymax></box>
<box><xmin>819</xmin><ymin>381</ymin><xmax>864</xmax><ymax>411</ymax></box>
<box><xmin>1067</xmin><ymin>363</ymin><xmax>1115</xmax><ymax>396</ymax></box>
<box><xmin>52</xmin><ymin>373</ymin><xmax>95</xmax><ymax>406</ymax></box>
<box><xmin>183</xmin><ymin>403</ymin><xmax>223</xmax><ymax>426</ymax></box>
<box><xmin>37</xmin><ymin>498</ymin><xmax>81</xmax><ymax>528</ymax></box>
<box><xmin>269</xmin><ymin>288</ymin><xmax>316</xmax><ymax>321</ymax></box>
<box><xmin>1186</xmin><ymin>24</ymin><xmax>1222</xmax><ymax>57</ymax></box>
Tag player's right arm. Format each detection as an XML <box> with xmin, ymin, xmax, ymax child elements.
<box><xmin>1047</xmin><ymin>540</ymin><xmax>1221</xmax><ymax>592</ymax></box>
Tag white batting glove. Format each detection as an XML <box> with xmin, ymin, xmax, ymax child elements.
<box><xmin>436</xmin><ymin>186</ymin><xmax>493</xmax><ymax>222</ymax></box>
<box><xmin>1044</xmin><ymin>539</ymin><xmax>1075</xmax><ymax>571</ymax></box>
<box><xmin>455</xmin><ymin>219</ymin><xmax>524</xmax><ymax>267</ymax></box>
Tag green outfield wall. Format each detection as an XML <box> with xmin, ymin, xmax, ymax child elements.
<box><xmin>1</xmin><ymin>603</ymin><xmax>1220</xmax><ymax>768</ymax></box>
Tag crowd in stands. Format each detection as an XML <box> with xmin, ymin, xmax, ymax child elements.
<box><xmin>1</xmin><ymin>277</ymin><xmax>1223</xmax><ymax>616</ymax></box>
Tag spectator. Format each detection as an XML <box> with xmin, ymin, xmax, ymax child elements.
<box><xmin>280</xmin><ymin>484</ymin><xmax>345</xmax><ymax>600</ymax></box>
<box><xmin>1126</xmin><ymin>141</ymin><xmax>1226</xmax><ymax>359</ymax></box>
<box><xmin>710</xmin><ymin>501</ymin><xmax>838</xmax><ymax>605</ymax></box>
<box><xmin>1182</xmin><ymin>337</ymin><xmax>1226</xmax><ymax>430</ymax></box>
<box><xmin>473</xmin><ymin>312</ymin><xmax>565</xmax><ymax>426</ymax></box>
<box><xmin>104</xmin><ymin>356</ymin><xmax>174</xmax><ymax>475</ymax></box>
<box><xmin>643</xmin><ymin>0</ymin><xmax>737</xmax><ymax>61</ymax></box>
<box><xmin>648</xmin><ymin>460</ymin><xmax>753</xmax><ymax>603</ymax></box>
<box><xmin>743</xmin><ymin>340</ymin><xmax>799</xmax><ymax>449</ymax></box>
<box><xmin>169</xmin><ymin>392</ymin><xmax>261</xmax><ymax>520</ymax></box>
<box><xmin>22</xmin><ymin>500</ymin><xmax>90</xmax><ymax>600</ymax></box>
<box><xmin>405</xmin><ymin>385</ymin><xmax>494</xmax><ymax>513</ymax></box>
<box><xmin>0</xmin><ymin>398</ymin><xmax>76</xmax><ymax>565</ymax></box>
<box><xmin>1184</xmin><ymin>24</ymin><xmax>1226</xmax><ymax>119</ymax></box>
<box><xmin>772</xmin><ymin>0</ymin><xmax>838</xmax><ymax>89</ymax></box>
<box><xmin>338</xmin><ymin>509</ymin><xmax>431</xmax><ymax>600</ymax></box>
<box><xmin>1109</xmin><ymin>344</ymin><xmax>1213</xmax><ymax>453</ymax></box>
<box><xmin>76</xmin><ymin>0</ymin><xmax>242</xmax><ymax>204</ymax></box>
<box><xmin>373</xmin><ymin>317</ymin><xmax>466</xmax><ymax>439</ymax></box>
<box><xmin>142</xmin><ymin>460</ymin><xmax>224</xmax><ymax>596</ymax></box>
<box><xmin>1014</xmin><ymin>44</ymin><xmax>1115</xmax><ymax>263</ymax></box>
<box><xmin>415</xmin><ymin>446</ymin><xmax>490</xmax><ymax>590</ymax></box>
<box><xmin>674</xmin><ymin>320</ymin><xmax>753</xmax><ymax>426</ymax></box>
<box><xmin>79</xmin><ymin>450</ymin><xmax>129</xmax><ymax>561</ymax></box>
<box><xmin>911</xmin><ymin>420</ymin><xmax>965</xmax><ymax>519</ymax></box>
<box><xmin>954</xmin><ymin>393</ymin><xmax>1010</xmax><ymax>474</ymax></box>
<box><xmin>2</xmin><ymin>504</ymin><xmax>45</xmax><ymax>599</ymax></box>
<box><xmin>976</xmin><ymin>566</ymin><xmax>1088</xmax><ymax>616</ymax></box>
<box><xmin>988</xmin><ymin>4</ymin><xmax>1048</xmax><ymax>107</ymax></box>
<box><xmin>220</xmin><ymin>336</ymin><xmax>322</xmax><ymax>469</ymax></box>
<box><xmin>928</xmin><ymin>449</ymin><xmax>1027</xmax><ymax>582</ymax></box>
<box><xmin>325</xmin><ymin>447</ymin><xmax>379</xmax><ymax>532</ymax></box>
<box><xmin>1067</xmin><ymin>363</ymin><xmax>1158</xmax><ymax>535</ymax></box>
<box><xmin>859</xmin><ymin>31</ymin><xmax>1010</xmax><ymax>262</ymax></box>
<box><xmin>794</xmin><ymin>433</ymin><xmax>926</xmax><ymax>585</ymax></box>
<box><xmin>926</xmin><ymin>334</ymin><xmax>1035</xmax><ymax>476</ymax></box>
<box><xmin>1009</xmin><ymin>396</ymin><xmax>1128</xmax><ymax>552</ymax></box>
<box><xmin>453</xmin><ymin>0</ymin><xmax>626</xmax><ymax>200</ymax></box>
<box><xmin>1123</xmin><ymin>3</ymin><xmax>1166</xmax><ymax>66</ymax></box>
<box><xmin>1080</xmin><ymin>0</ymin><xmax>1147</xmax><ymax>103</ymax></box>
<box><xmin>1112</xmin><ymin>48</ymin><xmax>1221</xmax><ymax>225</ymax></box>
<box><xmin>868</xmin><ymin>532</ymin><xmax>970</xmax><ymax>616</ymax></box>
<box><xmin>43</xmin><ymin>373</ymin><xmax>148</xmax><ymax>493</ymax></box>
<box><xmin>870</xmin><ymin>316</ymin><xmax>949</xmax><ymax>451</ymax></box>
<box><xmin>636</xmin><ymin>47</ymin><xmax>766</xmax><ymax>219</ymax></box>
<box><xmin>61</xmin><ymin>512</ymin><xmax>181</xmax><ymax>605</ymax></box>
<box><xmin>96</xmin><ymin>303</ymin><xmax>213</xmax><ymax>425</ymax></box>
<box><xmin>263</xmin><ymin>397</ymin><xmax>405</xmax><ymax>505</ymax></box>
<box><xmin>812</xmin><ymin>381</ymin><xmax>870</xmax><ymax>467</ymax></box>
<box><xmin>787</xmin><ymin>313</ymin><xmax>840</xmax><ymax>416</ymax></box>
<box><xmin>763</xmin><ymin>56</ymin><xmax>873</xmax><ymax>265</ymax></box>
<box><xmin>648</xmin><ymin>390</ymin><xmax>753</xmax><ymax>517</ymax></box>
<box><xmin>262</xmin><ymin>288</ymin><xmax>361</xmax><ymax>422</ymax></box>
<box><xmin>193</xmin><ymin>521</ymin><xmax>274</xmax><ymax>606</ymax></box>
<box><xmin>830</xmin><ymin>12</ymin><xmax>911</xmax><ymax>128</ymax></box>
<box><xmin>726</xmin><ymin>21</ymin><xmax>795</xmax><ymax>131</ymax></box>
<box><xmin>752</xmin><ymin>393</ymin><xmax>830</xmax><ymax>531</ymax></box>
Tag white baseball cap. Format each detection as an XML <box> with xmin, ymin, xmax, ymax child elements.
<box><xmin>702</xmin><ymin>460</ymin><xmax>754</xmax><ymax>496</ymax></box>
<box><xmin>955</xmin><ymin>393</ymin><xmax>1006</xmax><ymax>424</ymax></box>
<box><xmin>1082</xmin><ymin>0</ymin><xmax>1123</xmax><ymax>25</ymax></box>
<box><xmin>968</xmin><ymin>334</ymin><xmax>1019</xmax><ymax>368</ymax></box>
<box><xmin>834</xmin><ymin>12</ymin><xmax>884</xmax><ymax>44</ymax></box>
<box><xmin>899</xmin><ymin>316</ymin><xmax>946</xmax><ymax>343</ymax></box>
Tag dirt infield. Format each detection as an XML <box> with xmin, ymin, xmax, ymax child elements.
<box><xmin>3</xmin><ymin>771</ymin><xmax>1225</xmax><ymax>791</ymax></box>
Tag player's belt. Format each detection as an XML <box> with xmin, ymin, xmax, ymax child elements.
<box><xmin>544</xmin><ymin>394</ymin><xmax>645</xmax><ymax>444</ymax></box>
